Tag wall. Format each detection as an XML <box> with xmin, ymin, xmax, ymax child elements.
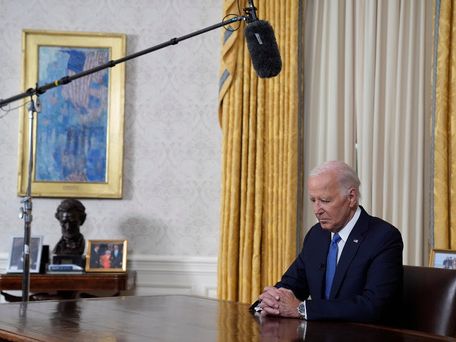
<box><xmin>0</xmin><ymin>0</ymin><xmax>222</xmax><ymax>297</ymax></box>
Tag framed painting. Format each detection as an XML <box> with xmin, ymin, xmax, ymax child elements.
<box><xmin>6</xmin><ymin>236</ymin><xmax>43</xmax><ymax>273</ymax></box>
<box><xmin>17</xmin><ymin>29</ymin><xmax>126</xmax><ymax>198</ymax></box>
<box><xmin>85</xmin><ymin>239</ymin><xmax>127</xmax><ymax>272</ymax></box>
<box><xmin>429</xmin><ymin>249</ymin><xmax>456</xmax><ymax>269</ymax></box>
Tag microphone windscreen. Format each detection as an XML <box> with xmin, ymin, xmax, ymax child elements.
<box><xmin>244</xmin><ymin>20</ymin><xmax>282</xmax><ymax>78</ymax></box>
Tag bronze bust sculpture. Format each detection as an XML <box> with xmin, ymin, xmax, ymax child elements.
<box><xmin>53</xmin><ymin>199</ymin><xmax>86</xmax><ymax>256</ymax></box>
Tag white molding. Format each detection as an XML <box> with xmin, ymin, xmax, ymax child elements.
<box><xmin>127</xmin><ymin>255</ymin><xmax>218</xmax><ymax>298</ymax></box>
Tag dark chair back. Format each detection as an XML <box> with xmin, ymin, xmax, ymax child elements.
<box><xmin>401</xmin><ymin>265</ymin><xmax>456</xmax><ymax>337</ymax></box>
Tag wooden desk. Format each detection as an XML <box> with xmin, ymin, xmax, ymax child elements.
<box><xmin>0</xmin><ymin>295</ymin><xmax>451</xmax><ymax>342</ymax></box>
<box><xmin>0</xmin><ymin>272</ymin><xmax>135</xmax><ymax>301</ymax></box>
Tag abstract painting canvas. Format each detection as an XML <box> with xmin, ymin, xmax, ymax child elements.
<box><xmin>17</xmin><ymin>30</ymin><xmax>126</xmax><ymax>198</ymax></box>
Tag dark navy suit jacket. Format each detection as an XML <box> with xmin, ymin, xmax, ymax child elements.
<box><xmin>275</xmin><ymin>206</ymin><xmax>403</xmax><ymax>323</ymax></box>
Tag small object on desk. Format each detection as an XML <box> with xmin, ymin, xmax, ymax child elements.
<box><xmin>47</xmin><ymin>264</ymin><xmax>84</xmax><ymax>273</ymax></box>
<box><xmin>39</xmin><ymin>245</ymin><xmax>50</xmax><ymax>273</ymax></box>
<box><xmin>6</xmin><ymin>236</ymin><xmax>44</xmax><ymax>274</ymax></box>
<box><xmin>86</xmin><ymin>240</ymin><xmax>128</xmax><ymax>272</ymax></box>
<box><xmin>52</xmin><ymin>254</ymin><xmax>85</xmax><ymax>268</ymax></box>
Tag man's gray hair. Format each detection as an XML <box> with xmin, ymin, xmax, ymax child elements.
<box><xmin>309</xmin><ymin>160</ymin><xmax>361</xmax><ymax>199</ymax></box>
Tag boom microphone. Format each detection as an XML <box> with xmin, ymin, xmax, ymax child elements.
<box><xmin>244</xmin><ymin>1</ymin><xmax>282</xmax><ymax>78</ymax></box>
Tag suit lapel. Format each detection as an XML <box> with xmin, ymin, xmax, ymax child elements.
<box><xmin>329</xmin><ymin>207</ymin><xmax>369</xmax><ymax>299</ymax></box>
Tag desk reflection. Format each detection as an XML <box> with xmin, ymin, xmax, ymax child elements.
<box><xmin>256</xmin><ymin>315</ymin><xmax>305</xmax><ymax>342</ymax></box>
<box><xmin>50</xmin><ymin>301</ymin><xmax>81</xmax><ymax>334</ymax></box>
<box><xmin>0</xmin><ymin>296</ymin><xmax>449</xmax><ymax>342</ymax></box>
<box><xmin>254</xmin><ymin>314</ymin><xmax>449</xmax><ymax>342</ymax></box>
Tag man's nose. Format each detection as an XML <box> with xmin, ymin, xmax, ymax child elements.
<box><xmin>313</xmin><ymin>201</ymin><xmax>323</xmax><ymax>214</ymax></box>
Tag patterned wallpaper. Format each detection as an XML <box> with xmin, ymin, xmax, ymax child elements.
<box><xmin>0</xmin><ymin>0</ymin><xmax>223</xmax><ymax>257</ymax></box>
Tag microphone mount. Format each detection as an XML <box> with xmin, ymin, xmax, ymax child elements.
<box><xmin>245</xmin><ymin>0</ymin><xmax>259</xmax><ymax>23</ymax></box>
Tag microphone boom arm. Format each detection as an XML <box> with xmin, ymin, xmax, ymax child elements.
<box><xmin>0</xmin><ymin>15</ymin><xmax>246</xmax><ymax>108</ymax></box>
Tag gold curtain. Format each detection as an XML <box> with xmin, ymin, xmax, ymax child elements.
<box><xmin>217</xmin><ymin>0</ymin><xmax>300</xmax><ymax>303</ymax></box>
<box><xmin>434</xmin><ymin>0</ymin><xmax>456</xmax><ymax>249</ymax></box>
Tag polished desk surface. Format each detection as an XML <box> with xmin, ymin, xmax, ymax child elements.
<box><xmin>0</xmin><ymin>295</ymin><xmax>452</xmax><ymax>342</ymax></box>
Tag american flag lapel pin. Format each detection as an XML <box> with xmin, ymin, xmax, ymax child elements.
<box><xmin>353</xmin><ymin>239</ymin><xmax>359</xmax><ymax>243</ymax></box>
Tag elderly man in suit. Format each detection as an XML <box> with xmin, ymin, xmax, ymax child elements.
<box><xmin>256</xmin><ymin>160</ymin><xmax>403</xmax><ymax>323</ymax></box>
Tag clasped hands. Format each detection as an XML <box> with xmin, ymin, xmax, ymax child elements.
<box><xmin>258</xmin><ymin>286</ymin><xmax>301</xmax><ymax>318</ymax></box>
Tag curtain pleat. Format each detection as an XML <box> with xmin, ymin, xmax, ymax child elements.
<box><xmin>218</xmin><ymin>0</ymin><xmax>299</xmax><ymax>303</ymax></box>
<box><xmin>433</xmin><ymin>0</ymin><xmax>456</xmax><ymax>250</ymax></box>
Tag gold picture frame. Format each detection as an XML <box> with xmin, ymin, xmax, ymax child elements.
<box><xmin>17</xmin><ymin>29</ymin><xmax>126</xmax><ymax>198</ymax></box>
<box><xmin>86</xmin><ymin>239</ymin><xmax>127</xmax><ymax>272</ymax></box>
<box><xmin>429</xmin><ymin>249</ymin><xmax>456</xmax><ymax>269</ymax></box>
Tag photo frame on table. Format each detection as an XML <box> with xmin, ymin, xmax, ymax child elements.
<box><xmin>6</xmin><ymin>236</ymin><xmax>43</xmax><ymax>273</ymax></box>
<box><xmin>429</xmin><ymin>249</ymin><xmax>456</xmax><ymax>269</ymax></box>
<box><xmin>86</xmin><ymin>239</ymin><xmax>127</xmax><ymax>272</ymax></box>
<box><xmin>17</xmin><ymin>29</ymin><xmax>126</xmax><ymax>198</ymax></box>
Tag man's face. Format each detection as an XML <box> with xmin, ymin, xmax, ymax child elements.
<box><xmin>307</xmin><ymin>171</ymin><xmax>357</xmax><ymax>232</ymax></box>
<box><xmin>57</xmin><ymin>209</ymin><xmax>81</xmax><ymax>239</ymax></box>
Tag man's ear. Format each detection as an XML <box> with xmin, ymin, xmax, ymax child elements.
<box><xmin>348</xmin><ymin>188</ymin><xmax>357</xmax><ymax>207</ymax></box>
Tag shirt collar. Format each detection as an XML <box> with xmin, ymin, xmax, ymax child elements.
<box><xmin>332</xmin><ymin>206</ymin><xmax>361</xmax><ymax>242</ymax></box>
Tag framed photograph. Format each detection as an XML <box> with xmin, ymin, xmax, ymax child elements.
<box><xmin>6</xmin><ymin>236</ymin><xmax>43</xmax><ymax>273</ymax></box>
<box><xmin>86</xmin><ymin>239</ymin><xmax>127</xmax><ymax>272</ymax></box>
<box><xmin>17</xmin><ymin>29</ymin><xmax>126</xmax><ymax>198</ymax></box>
<box><xmin>429</xmin><ymin>249</ymin><xmax>456</xmax><ymax>269</ymax></box>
